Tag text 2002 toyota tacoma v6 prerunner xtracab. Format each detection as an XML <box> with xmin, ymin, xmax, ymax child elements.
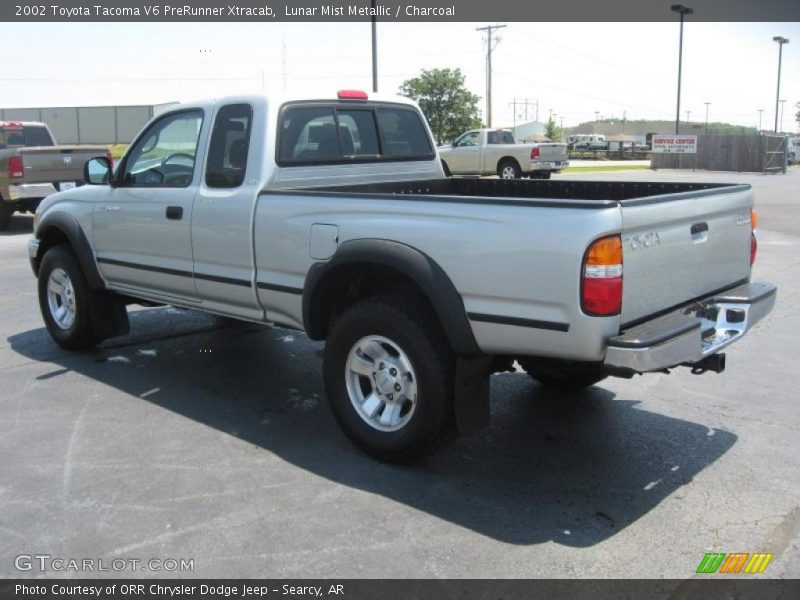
<box><xmin>28</xmin><ymin>91</ymin><xmax>776</xmax><ymax>462</ymax></box>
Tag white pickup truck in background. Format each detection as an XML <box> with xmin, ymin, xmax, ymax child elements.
<box><xmin>439</xmin><ymin>128</ymin><xmax>568</xmax><ymax>179</ymax></box>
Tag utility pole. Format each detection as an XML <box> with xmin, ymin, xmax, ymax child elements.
<box><xmin>371</xmin><ymin>0</ymin><xmax>378</xmax><ymax>92</ymax></box>
<box><xmin>282</xmin><ymin>38</ymin><xmax>287</xmax><ymax>91</ymax></box>
<box><xmin>758</xmin><ymin>109</ymin><xmax>764</xmax><ymax>132</ymax></box>
<box><xmin>594</xmin><ymin>111</ymin><xmax>600</xmax><ymax>123</ymax></box>
<box><xmin>510</xmin><ymin>97</ymin><xmax>538</xmax><ymax>128</ymax></box>
<box><xmin>686</xmin><ymin>110</ymin><xmax>691</xmax><ymax>125</ymax></box>
<box><xmin>671</xmin><ymin>4</ymin><xmax>693</xmax><ymax>134</ymax></box>
<box><xmin>704</xmin><ymin>101</ymin><xmax>711</xmax><ymax>134</ymax></box>
<box><xmin>476</xmin><ymin>24</ymin><xmax>506</xmax><ymax>127</ymax></box>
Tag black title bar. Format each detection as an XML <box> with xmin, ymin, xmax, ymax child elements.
<box><xmin>4</xmin><ymin>0</ymin><xmax>800</xmax><ymax>22</ymax></box>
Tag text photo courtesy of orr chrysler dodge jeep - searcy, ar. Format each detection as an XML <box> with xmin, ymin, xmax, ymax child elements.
<box><xmin>27</xmin><ymin>90</ymin><xmax>776</xmax><ymax>462</ymax></box>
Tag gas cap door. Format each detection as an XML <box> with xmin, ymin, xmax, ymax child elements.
<box><xmin>309</xmin><ymin>224</ymin><xmax>339</xmax><ymax>260</ymax></box>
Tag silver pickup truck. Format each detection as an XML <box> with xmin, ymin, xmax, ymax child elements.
<box><xmin>439</xmin><ymin>128</ymin><xmax>568</xmax><ymax>179</ymax></box>
<box><xmin>28</xmin><ymin>92</ymin><xmax>776</xmax><ymax>462</ymax></box>
<box><xmin>0</xmin><ymin>121</ymin><xmax>108</xmax><ymax>230</ymax></box>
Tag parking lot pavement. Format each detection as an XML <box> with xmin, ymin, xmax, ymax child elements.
<box><xmin>1</xmin><ymin>167</ymin><xmax>798</xmax><ymax>579</ymax></box>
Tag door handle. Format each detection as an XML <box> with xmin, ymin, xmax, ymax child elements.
<box><xmin>166</xmin><ymin>206</ymin><xmax>183</xmax><ymax>220</ymax></box>
<box><xmin>691</xmin><ymin>221</ymin><xmax>709</xmax><ymax>243</ymax></box>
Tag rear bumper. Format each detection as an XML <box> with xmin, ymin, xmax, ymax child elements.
<box><xmin>528</xmin><ymin>160</ymin><xmax>569</xmax><ymax>172</ymax></box>
<box><xmin>604</xmin><ymin>282</ymin><xmax>777</xmax><ymax>373</ymax></box>
<box><xmin>8</xmin><ymin>183</ymin><xmax>57</xmax><ymax>202</ymax></box>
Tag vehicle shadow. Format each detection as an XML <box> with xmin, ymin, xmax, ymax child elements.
<box><xmin>7</xmin><ymin>307</ymin><xmax>737</xmax><ymax>547</ymax></box>
<box><xmin>0</xmin><ymin>214</ymin><xmax>34</xmax><ymax>236</ymax></box>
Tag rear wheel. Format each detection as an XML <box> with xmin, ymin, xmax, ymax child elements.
<box><xmin>323</xmin><ymin>295</ymin><xmax>456</xmax><ymax>462</ymax></box>
<box><xmin>498</xmin><ymin>159</ymin><xmax>521</xmax><ymax>179</ymax></box>
<box><xmin>518</xmin><ymin>357</ymin><xmax>607</xmax><ymax>390</ymax></box>
<box><xmin>0</xmin><ymin>203</ymin><xmax>13</xmax><ymax>231</ymax></box>
<box><xmin>38</xmin><ymin>245</ymin><xmax>99</xmax><ymax>350</ymax></box>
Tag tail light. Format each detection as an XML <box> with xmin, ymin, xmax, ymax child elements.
<box><xmin>8</xmin><ymin>155</ymin><xmax>23</xmax><ymax>178</ymax></box>
<box><xmin>530</xmin><ymin>146</ymin><xmax>541</xmax><ymax>159</ymax></box>
<box><xmin>750</xmin><ymin>209</ymin><xmax>758</xmax><ymax>266</ymax></box>
<box><xmin>581</xmin><ymin>235</ymin><xmax>623</xmax><ymax>316</ymax></box>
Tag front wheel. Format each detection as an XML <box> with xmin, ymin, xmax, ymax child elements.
<box><xmin>323</xmin><ymin>296</ymin><xmax>456</xmax><ymax>462</ymax></box>
<box><xmin>38</xmin><ymin>245</ymin><xmax>99</xmax><ymax>350</ymax></box>
<box><xmin>517</xmin><ymin>357</ymin><xmax>607</xmax><ymax>390</ymax></box>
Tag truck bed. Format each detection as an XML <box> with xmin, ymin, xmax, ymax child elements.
<box><xmin>282</xmin><ymin>178</ymin><xmax>747</xmax><ymax>207</ymax></box>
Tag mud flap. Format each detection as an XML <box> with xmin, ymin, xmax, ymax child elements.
<box><xmin>89</xmin><ymin>291</ymin><xmax>130</xmax><ymax>341</ymax></box>
<box><xmin>454</xmin><ymin>356</ymin><xmax>492</xmax><ymax>434</ymax></box>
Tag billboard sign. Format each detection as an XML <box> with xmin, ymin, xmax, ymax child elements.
<box><xmin>652</xmin><ymin>135</ymin><xmax>697</xmax><ymax>154</ymax></box>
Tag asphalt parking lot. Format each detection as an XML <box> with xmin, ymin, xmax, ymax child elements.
<box><xmin>1</xmin><ymin>167</ymin><xmax>798</xmax><ymax>579</ymax></box>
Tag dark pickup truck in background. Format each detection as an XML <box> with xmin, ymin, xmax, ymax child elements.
<box><xmin>0</xmin><ymin>121</ymin><xmax>108</xmax><ymax>230</ymax></box>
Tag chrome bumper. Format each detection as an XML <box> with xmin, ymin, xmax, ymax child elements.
<box><xmin>528</xmin><ymin>161</ymin><xmax>569</xmax><ymax>171</ymax></box>
<box><xmin>8</xmin><ymin>183</ymin><xmax>57</xmax><ymax>201</ymax></box>
<box><xmin>605</xmin><ymin>282</ymin><xmax>777</xmax><ymax>373</ymax></box>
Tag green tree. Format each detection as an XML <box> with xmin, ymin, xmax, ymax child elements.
<box><xmin>399</xmin><ymin>68</ymin><xmax>482</xmax><ymax>144</ymax></box>
<box><xmin>544</xmin><ymin>118</ymin><xmax>559</xmax><ymax>141</ymax></box>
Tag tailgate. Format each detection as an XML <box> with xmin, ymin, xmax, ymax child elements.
<box><xmin>537</xmin><ymin>143</ymin><xmax>568</xmax><ymax>162</ymax></box>
<box><xmin>20</xmin><ymin>146</ymin><xmax>106</xmax><ymax>184</ymax></box>
<box><xmin>620</xmin><ymin>185</ymin><xmax>754</xmax><ymax>324</ymax></box>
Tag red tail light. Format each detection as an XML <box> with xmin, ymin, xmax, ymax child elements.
<box><xmin>530</xmin><ymin>146</ymin><xmax>541</xmax><ymax>159</ymax></box>
<box><xmin>337</xmin><ymin>90</ymin><xmax>368</xmax><ymax>100</ymax></box>
<box><xmin>7</xmin><ymin>155</ymin><xmax>23</xmax><ymax>178</ymax></box>
<box><xmin>581</xmin><ymin>235</ymin><xmax>623</xmax><ymax>316</ymax></box>
<box><xmin>750</xmin><ymin>233</ymin><xmax>757</xmax><ymax>266</ymax></box>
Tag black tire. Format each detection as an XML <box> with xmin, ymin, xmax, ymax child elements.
<box><xmin>323</xmin><ymin>295</ymin><xmax>456</xmax><ymax>463</ymax></box>
<box><xmin>441</xmin><ymin>159</ymin><xmax>452</xmax><ymax>177</ymax></box>
<box><xmin>497</xmin><ymin>159</ymin><xmax>522</xmax><ymax>179</ymax></box>
<box><xmin>0</xmin><ymin>203</ymin><xmax>12</xmax><ymax>231</ymax></box>
<box><xmin>518</xmin><ymin>357</ymin><xmax>607</xmax><ymax>390</ymax></box>
<box><xmin>38</xmin><ymin>245</ymin><xmax>99</xmax><ymax>350</ymax></box>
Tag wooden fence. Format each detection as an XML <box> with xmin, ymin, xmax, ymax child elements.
<box><xmin>651</xmin><ymin>134</ymin><xmax>788</xmax><ymax>173</ymax></box>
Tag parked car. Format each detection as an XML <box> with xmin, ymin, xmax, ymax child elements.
<box><xmin>0</xmin><ymin>121</ymin><xmax>108</xmax><ymax>230</ymax></box>
<box><xmin>569</xmin><ymin>134</ymin><xmax>608</xmax><ymax>150</ymax></box>
<box><xmin>439</xmin><ymin>128</ymin><xmax>568</xmax><ymax>179</ymax></box>
<box><xmin>28</xmin><ymin>91</ymin><xmax>776</xmax><ymax>462</ymax></box>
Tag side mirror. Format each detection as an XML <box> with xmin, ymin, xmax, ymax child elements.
<box><xmin>84</xmin><ymin>157</ymin><xmax>111</xmax><ymax>185</ymax></box>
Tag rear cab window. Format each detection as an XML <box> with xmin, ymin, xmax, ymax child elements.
<box><xmin>277</xmin><ymin>102</ymin><xmax>434</xmax><ymax>165</ymax></box>
<box><xmin>0</xmin><ymin>124</ymin><xmax>54</xmax><ymax>149</ymax></box>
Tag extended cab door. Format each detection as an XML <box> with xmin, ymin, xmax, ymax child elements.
<box><xmin>191</xmin><ymin>102</ymin><xmax>265</xmax><ymax>320</ymax></box>
<box><xmin>92</xmin><ymin>109</ymin><xmax>206</xmax><ymax>300</ymax></box>
<box><xmin>447</xmin><ymin>131</ymin><xmax>482</xmax><ymax>174</ymax></box>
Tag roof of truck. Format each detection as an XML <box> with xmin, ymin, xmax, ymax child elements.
<box><xmin>162</xmin><ymin>91</ymin><xmax>419</xmax><ymax>112</ymax></box>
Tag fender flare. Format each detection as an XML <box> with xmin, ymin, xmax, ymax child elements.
<box><xmin>35</xmin><ymin>212</ymin><xmax>105</xmax><ymax>290</ymax></box>
<box><xmin>302</xmin><ymin>239</ymin><xmax>482</xmax><ymax>357</ymax></box>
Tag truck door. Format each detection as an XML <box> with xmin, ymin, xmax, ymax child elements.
<box><xmin>191</xmin><ymin>102</ymin><xmax>264</xmax><ymax>321</ymax></box>
<box><xmin>92</xmin><ymin>109</ymin><xmax>205</xmax><ymax>300</ymax></box>
<box><xmin>447</xmin><ymin>131</ymin><xmax>481</xmax><ymax>174</ymax></box>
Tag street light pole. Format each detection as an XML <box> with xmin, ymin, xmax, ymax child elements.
<box><xmin>671</xmin><ymin>4</ymin><xmax>693</xmax><ymax>135</ymax></box>
<box><xmin>772</xmin><ymin>36</ymin><xmax>789</xmax><ymax>133</ymax></box>
<box><xmin>704</xmin><ymin>102</ymin><xmax>711</xmax><ymax>134</ymax></box>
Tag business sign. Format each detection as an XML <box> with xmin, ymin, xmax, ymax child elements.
<box><xmin>652</xmin><ymin>135</ymin><xmax>697</xmax><ymax>154</ymax></box>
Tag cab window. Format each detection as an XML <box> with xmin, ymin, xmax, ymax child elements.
<box><xmin>122</xmin><ymin>110</ymin><xmax>203</xmax><ymax>188</ymax></box>
<box><xmin>455</xmin><ymin>131</ymin><xmax>480</xmax><ymax>147</ymax></box>
<box><xmin>206</xmin><ymin>104</ymin><xmax>253</xmax><ymax>188</ymax></box>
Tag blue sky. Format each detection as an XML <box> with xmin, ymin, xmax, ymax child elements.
<box><xmin>1</xmin><ymin>21</ymin><xmax>798</xmax><ymax>130</ymax></box>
